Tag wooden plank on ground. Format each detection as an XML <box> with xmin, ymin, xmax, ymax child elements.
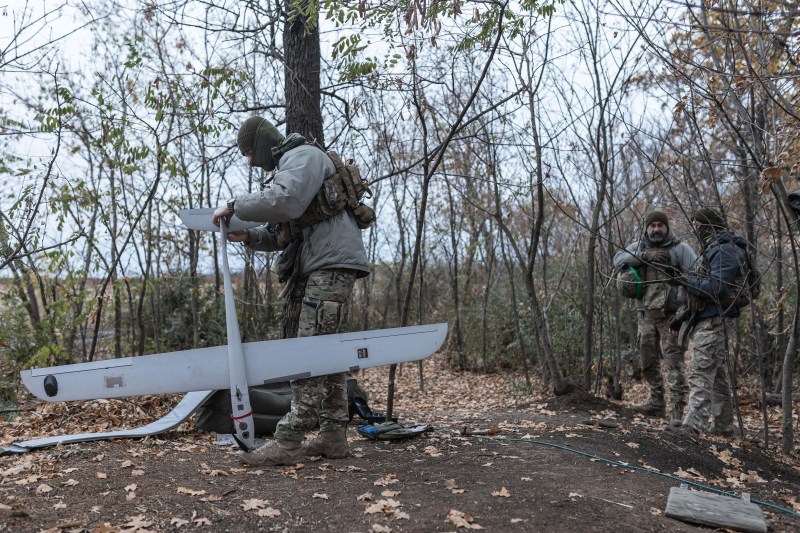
<box><xmin>665</xmin><ymin>484</ymin><xmax>767</xmax><ymax>533</ymax></box>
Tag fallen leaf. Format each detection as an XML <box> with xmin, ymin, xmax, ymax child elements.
<box><xmin>568</xmin><ymin>492</ymin><xmax>583</xmax><ymax>499</ymax></box>
<box><xmin>0</xmin><ymin>461</ymin><xmax>32</xmax><ymax>478</ymax></box>
<box><xmin>193</xmin><ymin>517</ymin><xmax>212</xmax><ymax>526</ymax></box>
<box><xmin>357</xmin><ymin>492</ymin><xmax>373</xmax><ymax>501</ymax></box>
<box><xmin>121</xmin><ymin>515</ymin><xmax>152</xmax><ymax>530</ymax></box>
<box><xmin>781</xmin><ymin>496</ymin><xmax>800</xmax><ymax>512</ymax></box>
<box><xmin>62</xmin><ymin>479</ymin><xmax>79</xmax><ymax>486</ymax></box>
<box><xmin>626</xmin><ymin>442</ymin><xmax>639</xmax><ymax>449</ymax></box>
<box><xmin>381</xmin><ymin>490</ymin><xmax>400</xmax><ymax>497</ymax></box>
<box><xmin>170</xmin><ymin>517</ymin><xmax>190</xmax><ymax>528</ymax></box>
<box><xmin>53</xmin><ymin>501</ymin><xmax>67</xmax><ymax>510</ymax></box>
<box><xmin>120</xmin><ymin>460</ymin><xmax>134</xmax><ymax>468</ymax></box>
<box><xmin>241</xmin><ymin>498</ymin><xmax>268</xmax><ymax>511</ymax></box>
<box><xmin>446</xmin><ymin>509</ymin><xmax>483</xmax><ymax>529</ymax></box>
<box><xmin>649</xmin><ymin>507</ymin><xmax>662</xmax><ymax>516</ymax></box>
<box><xmin>131</xmin><ymin>470</ymin><xmax>145</xmax><ymax>477</ymax></box>
<box><xmin>510</xmin><ymin>518</ymin><xmax>526</xmax><ymax>524</ymax></box>
<box><xmin>373</xmin><ymin>473</ymin><xmax>399</xmax><ymax>486</ymax></box>
<box><xmin>364</xmin><ymin>498</ymin><xmax>403</xmax><ymax>517</ymax></box>
<box><xmin>745</xmin><ymin>471</ymin><xmax>767</xmax><ymax>483</ymax></box>
<box><xmin>176</xmin><ymin>487</ymin><xmax>207</xmax><ymax>496</ymax></box>
<box><xmin>124</xmin><ymin>484</ymin><xmax>138</xmax><ymax>492</ymax></box>
<box><xmin>372</xmin><ymin>525</ymin><xmax>391</xmax><ymax>533</ymax></box>
<box><xmin>96</xmin><ymin>472</ymin><xmax>108</xmax><ymax>479</ymax></box>
<box><xmin>203</xmin><ymin>495</ymin><xmax>223</xmax><ymax>502</ymax></box>
<box><xmin>256</xmin><ymin>507</ymin><xmax>281</xmax><ymax>518</ymax></box>
<box><xmin>365</xmin><ymin>503</ymin><xmax>386</xmax><ymax>514</ymax></box>
<box><xmin>491</xmin><ymin>486</ymin><xmax>511</xmax><ymax>498</ymax></box>
<box><xmin>444</xmin><ymin>479</ymin><xmax>467</xmax><ymax>494</ymax></box>
<box><xmin>480</xmin><ymin>462</ymin><xmax>493</xmax><ymax>467</ymax></box>
<box><xmin>423</xmin><ymin>446</ymin><xmax>442</xmax><ymax>457</ymax></box>
<box><xmin>313</xmin><ymin>493</ymin><xmax>329</xmax><ymax>499</ymax></box>
<box><xmin>36</xmin><ymin>484</ymin><xmax>53</xmax><ymax>494</ymax></box>
<box><xmin>673</xmin><ymin>468</ymin><xmax>706</xmax><ymax>481</ymax></box>
<box><xmin>62</xmin><ymin>468</ymin><xmax>78</xmax><ymax>474</ymax></box>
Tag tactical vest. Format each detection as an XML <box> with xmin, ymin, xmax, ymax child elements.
<box><xmin>640</xmin><ymin>241</ymin><xmax>678</xmax><ymax>311</ymax></box>
<box><xmin>273</xmin><ymin>151</ymin><xmax>375</xmax><ymax>248</ymax></box>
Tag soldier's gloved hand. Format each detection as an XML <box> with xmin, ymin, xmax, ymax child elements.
<box><xmin>640</xmin><ymin>248</ymin><xmax>671</xmax><ymax>264</ymax></box>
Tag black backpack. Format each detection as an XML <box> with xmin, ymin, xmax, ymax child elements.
<box><xmin>723</xmin><ymin>243</ymin><xmax>761</xmax><ymax>308</ymax></box>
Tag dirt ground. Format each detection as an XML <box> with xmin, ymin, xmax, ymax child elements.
<box><xmin>2</xmin><ymin>354</ymin><xmax>799</xmax><ymax>532</ymax></box>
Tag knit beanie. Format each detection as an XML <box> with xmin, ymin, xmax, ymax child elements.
<box><xmin>691</xmin><ymin>207</ymin><xmax>726</xmax><ymax>228</ymax></box>
<box><xmin>644</xmin><ymin>210</ymin><xmax>669</xmax><ymax>228</ymax></box>
<box><xmin>236</xmin><ymin>116</ymin><xmax>285</xmax><ymax>171</ymax></box>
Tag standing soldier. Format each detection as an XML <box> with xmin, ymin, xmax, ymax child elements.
<box><xmin>213</xmin><ymin>116</ymin><xmax>371</xmax><ymax>466</ymax></box>
<box><xmin>614</xmin><ymin>210</ymin><xmax>696</xmax><ymax>425</ymax></box>
<box><xmin>669</xmin><ymin>208</ymin><xmax>748</xmax><ymax>437</ymax></box>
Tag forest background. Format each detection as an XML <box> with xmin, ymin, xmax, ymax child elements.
<box><xmin>0</xmin><ymin>0</ymin><xmax>798</xmax><ymax>454</ymax></box>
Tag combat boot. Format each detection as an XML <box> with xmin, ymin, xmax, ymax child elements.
<box><xmin>666</xmin><ymin>423</ymin><xmax>701</xmax><ymax>440</ymax></box>
<box><xmin>240</xmin><ymin>439</ymin><xmax>302</xmax><ymax>466</ymax></box>
<box><xmin>632</xmin><ymin>393</ymin><xmax>666</xmax><ymax>417</ymax></box>
<box><xmin>709</xmin><ymin>422</ymin><xmax>740</xmax><ymax>439</ymax></box>
<box><xmin>303</xmin><ymin>428</ymin><xmax>350</xmax><ymax>459</ymax></box>
<box><xmin>669</xmin><ymin>401</ymin><xmax>686</xmax><ymax>427</ymax></box>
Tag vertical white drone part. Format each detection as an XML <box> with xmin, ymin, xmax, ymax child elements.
<box><xmin>220</xmin><ymin>218</ymin><xmax>255</xmax><ymax>451</ymax></box>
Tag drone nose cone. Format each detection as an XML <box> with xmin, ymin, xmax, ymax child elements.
<box><xmin>43</xmin><ymin>375</ymin><xmax>58</xmax><ymax>397</ymax></box>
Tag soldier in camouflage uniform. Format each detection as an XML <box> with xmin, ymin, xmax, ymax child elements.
<box><xmin>212</xmin><ymin>116</ymin><xmax>370</xmax><ymax>465</ymax></box>
<box><xmin>669</xmin><ymin>208</ymin><xmax>747</xmax><ymax>438</ymax></box>
<box><xmin>614</xmin><ymin>211</ymin><xmax>696</xmax><ymax>425</ymax></box>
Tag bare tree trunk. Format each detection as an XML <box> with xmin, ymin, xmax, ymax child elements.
<box><xmin>283</xmin><ymin>0</ymin><xmax>322</xmax><ymax>145</ymax></box>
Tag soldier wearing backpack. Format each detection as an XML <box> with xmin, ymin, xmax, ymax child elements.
<box><xmin>668</xmin><ymin>207</ymin><xmax>753</xmax><ymax>438</ymax></box>
<box><xmin>212</xmin><ymin>116</ymin><xmax>371</xmax><ymax>466</ymax></box>
<box><xmin>614</xmin><ymin>211</ymin><xmax>697</xmax><ymax>425</ymax></box>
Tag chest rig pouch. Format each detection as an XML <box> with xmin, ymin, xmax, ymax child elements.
<box><xmin>274</xmin><ymin>151</ymin><xmax>375</xmax><ymax>249</ymax></box>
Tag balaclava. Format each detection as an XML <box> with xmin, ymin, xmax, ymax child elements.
<box><xmin>236</xmin><ymin>116</ymin><xmax>285</xmax><ymax>171</ymax></box>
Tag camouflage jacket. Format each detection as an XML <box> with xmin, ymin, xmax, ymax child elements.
<box><xmin>613</xmin><ymin>230</ymin><xmax>697</xmax><ymax>314</ymax></box>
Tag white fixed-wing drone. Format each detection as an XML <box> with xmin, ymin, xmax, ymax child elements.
<box><xmin>3</xmin><ymin>209</ymin><xmax>447</xmax><ymax>454</ymax></box>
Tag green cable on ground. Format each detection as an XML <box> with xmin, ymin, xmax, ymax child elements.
<box><xmin>465</xmin><ymin>434</ymin><xmax>799</xmax><ymax>519</ymax></box>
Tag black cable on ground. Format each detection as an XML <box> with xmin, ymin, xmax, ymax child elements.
<box><xmin>461</xmin><ymin>433</ymin><xmax>800</xmax><ymax>519</ymax></box>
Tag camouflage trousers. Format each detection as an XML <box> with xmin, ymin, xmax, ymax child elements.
<box><xmin>274</xmin><ymin>268</ymin><xmax>356</xmax><ymax>442</ymax></box>
<box><xmin>682</xmin><ymin>317</ymin><xmax>734</xmax><ymax>434</ymax></box>
<box><xmin>637</xmin><ymin>312</ymin><xmax>688</xmax><ymax>411</ymax></box>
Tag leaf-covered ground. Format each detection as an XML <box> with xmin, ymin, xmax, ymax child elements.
<box><xmin>2</xmin><ymin>353</ymin><xmax>799</xmax><ymax>532</ymax></box>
